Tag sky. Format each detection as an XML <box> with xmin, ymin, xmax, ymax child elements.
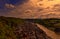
<box><xmin>0</xmin><ymin>0</ymin><xmax>27</xmax><ymax>12</ymax></box>
<box><xmin>0</xmin><ymin>0</ymin><xmax>17</xmax><ymax>9</ymax></box>
<box><xmin>0</xmin><ymin>0</ymin><xmax>28</xmax><ymax>16</ymax></box>
<box><xmin>0</xmin><ymin>0</ymin><xmax>60</xmax><ymax>19</ymax></box>
<box><xmin>0</xmin><ymin>0</ymin><xmax>26</xmax><ymax>8</ymax></box>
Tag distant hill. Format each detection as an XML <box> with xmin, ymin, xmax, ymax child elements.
<box><xmin>0</xmin><ymin>16</ymin><xmax>51</xmax><ymax>39</ymax></box>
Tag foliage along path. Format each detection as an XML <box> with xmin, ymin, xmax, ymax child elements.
<box><xmin>36</xmin><ymin>23</ymin><xmax>60</xmax><ymax>39</ymax></box>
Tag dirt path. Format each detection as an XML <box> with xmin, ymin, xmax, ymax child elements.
<box><xmin>36</xmin><ymin>23</ymin><xmax>60</xmax><ymax>39</ymax></box>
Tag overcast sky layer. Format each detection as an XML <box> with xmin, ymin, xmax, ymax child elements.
<box><xmin>0</xmin><ymin>0</ymin><xmax>60</xmax><ymax>19</ymax></box>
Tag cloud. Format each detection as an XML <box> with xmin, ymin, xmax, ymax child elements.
<box><xmin>0</xmin><ymin>3</ymin><xmax>16</xmax><ymax>16</ymax></box>
<box><xmin>5</xmin><ymin>4</ymin><xmax>15</xmax><ymax>9</ymax></box>
<box><xmin>1</xmin><ymin>0</ymin><xmax>60</xmax><ymax>19</ymax></box>
<box><xmin>0</xmin><ymin>0</ymin><xmax>30</xmax><ymax>16</ymax></box>
<box><xmin>6</xmin><ymin>0</ymin><xmax>45</xmax><ymax>18</ymax></box>
<box><xmin>52</xmin><ymin>4</ymin><xmax>60</xmax><ymax>11</ymax></box>
<box><xmin>48</xmin><ymin>0</ymin><xmax>53</xmax><ymax>1</ymax></box>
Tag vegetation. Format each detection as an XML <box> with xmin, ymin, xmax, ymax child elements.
<box><xmin>25</xmin><ymin>18</ymin><xmax>60</xmax><ymax>32</ymax></box>
<box><xmin>41</xmin><ymin>18</ymin><xmax>60</xmax><ymax>32</ymax></box>
<box><xmin>0</xmin><ymin>16</ymin><xmax>26</xmax><ymax>39</ymax></box>
<box><xmin>0</xmin><ymin>16</ymin><xmax>60</xmax><ymax>39</ymax></box>
<box><xmin>0</xmin><ymin>16</ymin><xmax>51</xmax><ymax>39</ymax></box>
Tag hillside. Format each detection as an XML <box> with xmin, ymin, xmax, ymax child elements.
<box><xmin>25</xmin><ymin>19</ymin><xmax>60</xmax><ymax>33</ymax></box>
<box><xmin>0</xmin><ymin>16</ymin><xmax>51</xmax><ymax>39</ymax></box>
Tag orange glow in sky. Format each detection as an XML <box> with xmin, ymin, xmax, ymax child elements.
<box><xmin>29</xmin><ymin>0</ymin><xmax>60</xmax><ymax>8</ymax></box>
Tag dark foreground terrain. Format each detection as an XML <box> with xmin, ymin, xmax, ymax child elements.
<box><xmin>0</xmin><ymin>16</ymin><xmax>51</xmax><ymax>39</ymax></box>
